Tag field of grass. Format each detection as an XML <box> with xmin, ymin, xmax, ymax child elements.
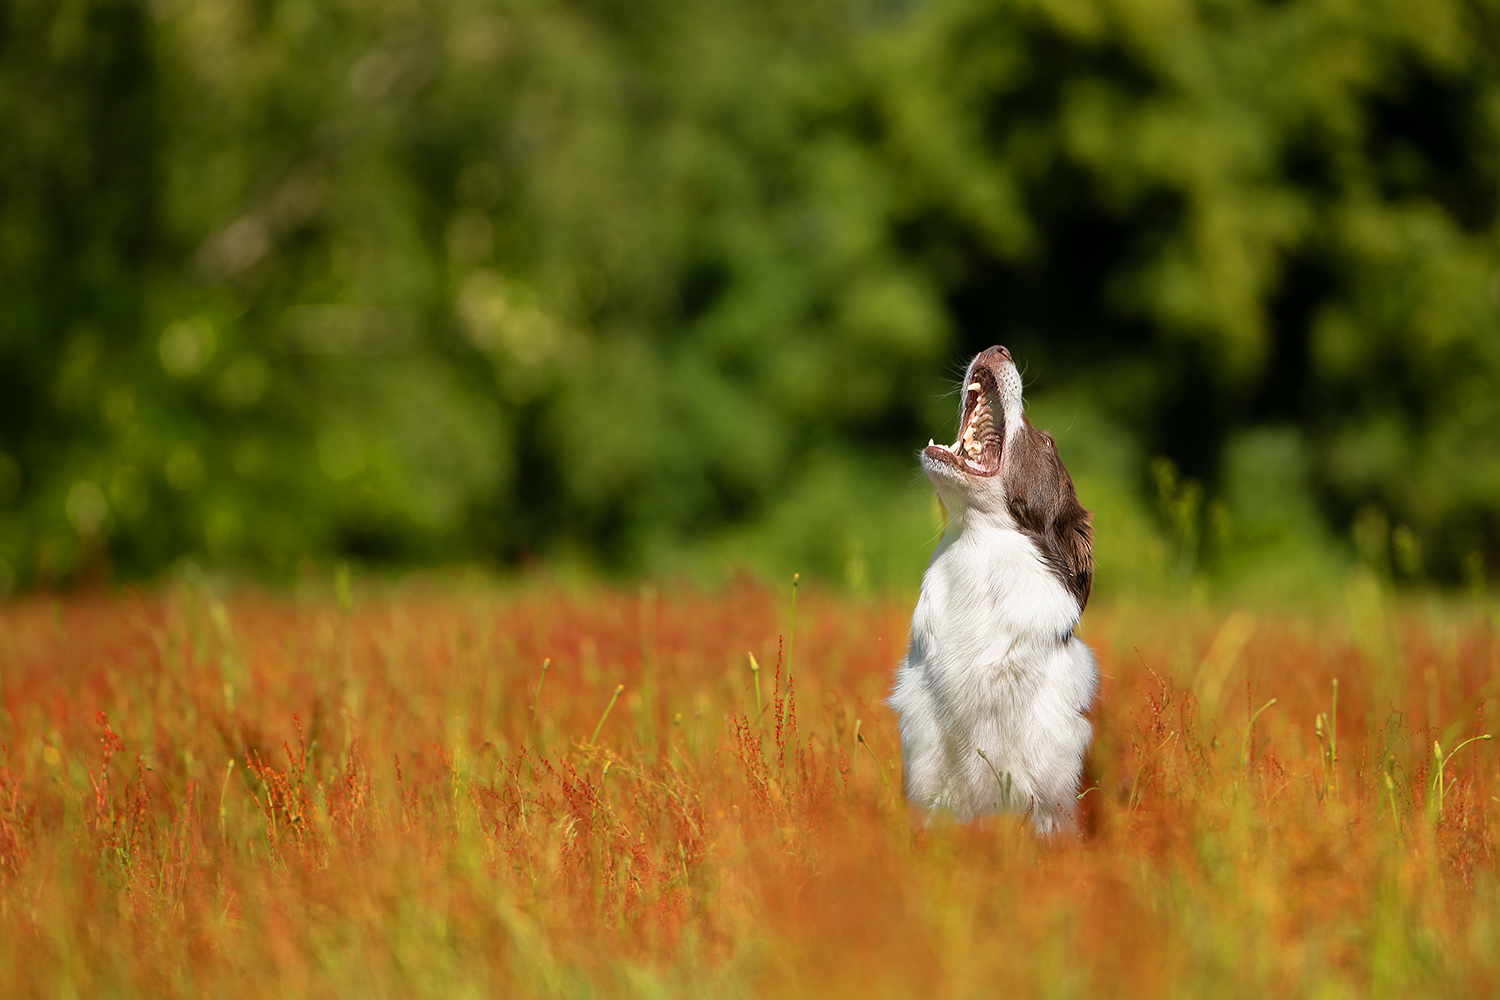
<box><xmin>1</xmin><ymin>577</ymin><xmax>1498</xmax><ymax>997</ymax></box>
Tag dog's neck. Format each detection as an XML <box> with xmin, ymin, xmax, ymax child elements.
<box><xmin>921</xmin><ymin>509</ymin><xmax>1085</xmax><ymax>653</ymax></box>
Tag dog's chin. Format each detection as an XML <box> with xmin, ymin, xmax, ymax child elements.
<box><xmin>921</xmin><ymin>447</ymin><xmax>963</xmax><ymax>489</ymax></box>
<box><xmin>922</xmin><ymin>447</ymin><xmax>1002</xmax><ymax>513</ymax></box>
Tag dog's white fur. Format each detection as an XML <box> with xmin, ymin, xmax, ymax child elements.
<box><xmin>889</xmin><ymin>348</ymin><xmax>1097</xmax><ymax>836</ymax></box>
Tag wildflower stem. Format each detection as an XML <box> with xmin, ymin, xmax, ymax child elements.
<box><xmin>590</xmin><ymin>684</ymin><xmax>625</xmax><ymax>746</ymax></box>
<box><xmin>1243</xmin><ymin>698</ymin><xmax>1278</xmax><ymax>771</ymax></box>
<box><xmin>975</xmin><ymin>747</ymin><xmax>1013</xmax><ymax>807</ymax></box>
<box><xmin>748</xmin><ymin>652</ymin><xmax>762</xmax><ymax>726</ymax></box>
<box><xmin>1330</xmin><ymin>678</ymin><xmax>1339</xmax><ymax>795</ymax></box>
<box><xmin>1432</xmin><ymin>733</ymin><xmax>1492</xmax><ymax>817</ymax></box>
<box><xmin>1128</xmin><ymin>731</ymin><xmax>1179</xmax><ymax>812</ymax></box>
<box><xmin>218</xmin><ymin>758</ymin><xmax>236</xmax><ymax>846</ymax></box>
<box><xmin>855</xmin><ymin>719</ymin><xmax>891</xmax><ymax>792</ymax></box>
<box><xmin>1315</xmin><ymin>713</ymin><xmax>1328</xmax><ymax>796</ymax></box>
<box><xmin>531</xmin><ymin>657</ymin><xmax>550</xmax><ymax>744</ymax></box>
<box><xmin>788</xmin><ymin>572</ymin><xmax>799</xmax><ymax>688</ymax></box>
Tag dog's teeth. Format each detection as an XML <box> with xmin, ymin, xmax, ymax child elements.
<box><xmin>968</xmin><ymin>382</ymin><xmax>982</xmax><ymax>392</ymax></box>
<box><xmin>928</xmin><ymin>438</ymin><xmax>935</xmax><ymax>447</ymax></box>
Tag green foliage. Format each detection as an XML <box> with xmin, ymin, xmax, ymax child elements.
<box><xmin>2</xmin><ymin>0</ymin><xmax>1499</xmax><ymax>592</ymax></box>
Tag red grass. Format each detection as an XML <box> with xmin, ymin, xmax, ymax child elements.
<box><xmin>0</xmin><ymin>581</ymin><xmax>1497</xmax><ymax>995</ymax></box>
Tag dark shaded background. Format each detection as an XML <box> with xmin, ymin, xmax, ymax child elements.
<box><xmin>3</xmin><ymin>0</ymin><xmax>1498</xmax><ymax>595</ymax></box>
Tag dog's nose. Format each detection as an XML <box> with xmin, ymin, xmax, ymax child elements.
<box><xmin>978</xmin><ymin>345</ymin><xmax>1012</xmax><ymax>363</ymax></box>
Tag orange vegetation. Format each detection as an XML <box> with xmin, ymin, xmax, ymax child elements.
<box><xmin>0</xmin><ymin>580</ymin><xmax>1497</xmax><ymax>996</ymax></box>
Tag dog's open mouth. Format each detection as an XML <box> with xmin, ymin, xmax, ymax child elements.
<box><xmin>924</xmin><ymin>367</ymin><xmax>1004</xmax><ymax>477</ymax></box>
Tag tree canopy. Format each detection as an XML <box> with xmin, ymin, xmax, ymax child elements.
<box><xmin>3</xmin><ymin>0</ymin><xmax>1499</xmax><ymax>593</ymax></box>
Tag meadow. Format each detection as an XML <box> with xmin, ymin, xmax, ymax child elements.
<box><xmin>1</xmin><ymin>576</ymin><xmax>1498</xmax><ymax>997</ymax></box>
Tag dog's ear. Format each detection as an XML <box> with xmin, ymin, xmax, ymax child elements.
<box><xmin>1042</xmin><ymin>432</ymin><xmax>1093</xmax><ymax>611</ymax></box>
<box><xmin>1007</xmin><ymin>427</ymin><xmax>1094</xmax><ymax>611</ymax></box>
<box><xmin>1052</xmin><ymin>503</ymin><xmax>1093</xmax><ymax>612</ymax></box>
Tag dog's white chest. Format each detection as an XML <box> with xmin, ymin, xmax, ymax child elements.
<box><xmin>891</xmin><ymin>521</ymin><xmax>1097</xmax><ymax>835</ymax></box>
<box><xmin>912</xmin><ymin>523</ymin><xmax>1080</xmax><ymax>668</ymax></box>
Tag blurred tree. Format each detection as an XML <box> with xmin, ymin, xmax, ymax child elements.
<box><xmin>1</xmin><ymin>0</ymin><xmax>1498</xmax><ymax>591</ymax></box>
<box><xmin>869</xmin><ymin>0</ymin><xmax>1500</xmax><ymax>586</ymax></box>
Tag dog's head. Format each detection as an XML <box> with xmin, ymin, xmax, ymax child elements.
<box><xmin>922</xmin><ymin>346</ymin><xmax>1093</xmax><ymax>609</ymax></box>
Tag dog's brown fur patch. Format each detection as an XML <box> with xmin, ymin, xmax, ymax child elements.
<box><xmin>1002</xmin><ymin>422</ymin><xmax>1094</xmax><ymax>611</ymax></box>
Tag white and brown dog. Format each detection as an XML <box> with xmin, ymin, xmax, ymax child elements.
<box><xmin>889</xmin><ymin>346</ymin><xmax>1096</xmax><ymax>837</ymax></box>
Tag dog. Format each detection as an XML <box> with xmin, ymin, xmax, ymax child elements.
<box><xmin>889</xmin><ymin>345</ymin><xmax>1097</xmax><ymax>837</ymax></box>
